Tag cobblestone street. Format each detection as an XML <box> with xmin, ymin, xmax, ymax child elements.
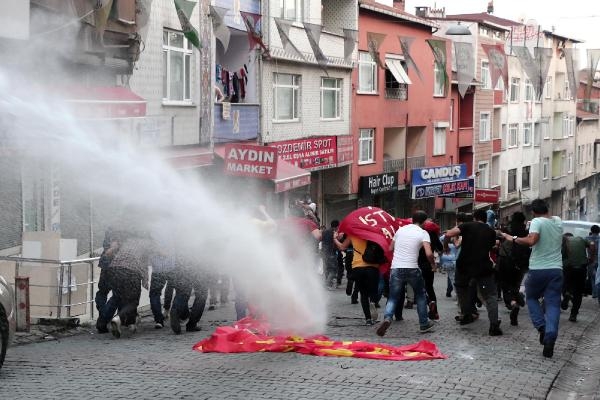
<box><xmin>2</xmin><ymin>276</ymin><xmax>599</xmax><ymax>400</ymax></box>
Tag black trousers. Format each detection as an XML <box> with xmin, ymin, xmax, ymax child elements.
<box><xmin>172</xmin><ymin>273</ymin><xmax>208</xmax><ymax>328</ymax></box>
<box><xmin>499</xmin><ymin>268</ymin><xmax>524</xmax><ymax>309</ymax></box>
<box><xmin>352</xmin><ymin>266</ymin><xmax>379</xmax><ymax>320</ymax></box>
<box><xmin>563</xmin><ymin>266</ymin><xmax>587</xmax><ymax>315</ymax></box>
<box><xmin>420</xmin><ymin>267</ymin><xmax>437</xmax><ymax>304</ymax></box>
<box><xmin>106</xmin><ymin>267</ymin><xmax>142</xmax><ymax>326</ymax></box>
<box><xmin>455</xmin><ymin>271</ymin><xmax>499</xmax><ymax>324</ymax></box>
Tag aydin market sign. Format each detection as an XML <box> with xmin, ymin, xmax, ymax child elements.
<box><xmin>411</xmin><ymin>164</ymin><xmax>470</xmax><ymax>199</ymax></box>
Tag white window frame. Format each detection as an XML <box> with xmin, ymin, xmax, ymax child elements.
<box><xmin>358</xmin><ymin>51</ymin><xmax>377</xmax><ymax>94</ymax></box>
<box><xmin>508</xmin><ymin>123</ymin><xmax>518</xmax><ymax>148</ymax></box>
<box><xmin>479</xmin><ymin>112</ymin><xmax>491</xmax><ymax>142</ymax></box>
<box><xmin>525</xmin><ymin>79</ymin><xmax>534</xmax><ymax>102</ymax></box>
<box><xmin>510</xmin><ymin>77</ymin><xmax>520</xmax><ymax>103</ymax></box>
<box><xmin>507</xmin><ymin>168</ymin><xmax>517</xmax><ymax>193</ymax></box>
<box><xmin>433</xmin><ymin>62</ymin><xmax>445</xmax><ymax>97</ymax></box>
<box><xmin>522</xmin><ymin>165</ymin><xmax>531</xmax><ymax>190</ymax></box>
<box><xmin>523</xmin><ymin>122</ymin><xmax>533</xmax><ymax>146</ymax></box>
<box><xmin>358</xmin><ymin>128</ymin><xmax>375</xmax><ymax>164</ymax></box>
<box><xmin>433</xmin><ymin>127</ymin><xmax>446</xmax><ymax>156</ymax></box>
<box><xmin>481</xmin><ymin>60</ymin><xmax>491</xmax><ymax>89</ymax></box>
<box><xmin>280</xmin><ymin>0</ymin><xmax>303</xmax><ymax>22</ymax></box>
<box><xmin>563</xmin><ymin>78</ymin><xmax>571</xmax><ymax>101</ymax></box>
<box><xmin>477</xmin><ymin>161</ymin><xmax>490</xmax><ymax>188</ymax></box>
<box><xmin>543</xmin><ymin>157</ymin><xmax>549</xmax><ymax>180</ymax></box>
<box><xmin>273</xmin><ymin>73</ymin><xmax>300</xmax><ymax>122</ymax></box>
<box><xmin>162</xmin><ymin>29</ymin><xmax>193</xmax><ymax>104</ymax></box>
<box><xmin>562</xmin><ymin>113</ymin><xmax>570</xmax><ymax>138</ymax></box>
<box><xmin>568</xmin><ymin>116</ymin><xmax>575</xmax><ymax>137</ymax></box>
<box><xmin>578</xmin><ymin>145</ymin><xmax>584</xmax><ymax>165</ymax></box>
<box><xmin>568</xmin><ymin>153</ymin><xmax>573</xmax><ymax>173</ymax></box>
<box><xmin>449</xmin><ymin>99</ymin><xmax>454</xmax><ymax>131</ymax></box>
<box><xmin>320</xmin><ymin>77</ymin><xmax>341</xmax><ymax>120</ymax></box>
<box><xmin>543</xmin><ymin>121</ymin><xmax>550</xmax><ymax>139</ymax></box>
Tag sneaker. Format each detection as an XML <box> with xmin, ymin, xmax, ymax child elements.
<box><xmin>510</xmin><ymin>307</ymin><xmax>519</xmax><ymax>326</ymax></box>
<box><xmin>365</xmin><ymin>319</ymin><xmax>375</xmax><ymax>326</ymax></box>
<box><xmin>376</xmin><ymin>319</ymin><xmax>392</xmax><ymax>337</ymax></box>
<box><xmin>543</xmin><ymin>342</ymin><xmax>555</xmax><ymax>358</ymax></box>
<box><xmin>170</xmin><ymin>309</ymin><xmax>182</xmax><ymax>335</ymax></box>
<box><xmin>405</xmin><ymin>300</ymin><xmax>414</xmax><ymax>309</ymax></box>
<box><xmin>560</xmin><ymin>295</ymin><xmax>570</xmax><ymax>310</ymax></box>
<box><xmin>369</xmin><ymin>303</ymin><xmax>379</xmax><ymax>322</ymax></box>
<box><xmin>345</xmin><ymin>281</ymin><xmax>353</xmax><ymax>296</ymax></box>
<box><xmin>154</xmin><ymin>321</ymin><xmax>164</xmax><ymax>329</ymax></box>
<box><xmin>186</xmin><ymin>325</ymin><xmax>201</xmax><ymax>332</ymax></box>
<box><xmin>489</xmin><ymin>322</ymin><xmax>503</xmax><ymax>336</ymax></box>
<box><xmin>569</xmin><ymin>313</ymin><xmax>577</xmax><ymax>322</ymax></box>
<box><xmin>420</xmin><ymin>321</ymin><xmax>435</xmax><ymax>333</ymax></box>
<box><xmin>96</xmin><ymin>319</ymin><xmax>109</xmax><ymax>334</ymax></box>
<box><xmin>445</xmin><ymin>291</ymin><xmax>452</xmax><ymax>298</ymax></box>
<box><xmin>129</xmin><ymin>324</ymin><xmax>137</xmax><ymax>334</ymax></box>
<box><xmin>458</xmin><ymin>314</ymin><xmax>475</xmax><ymax>325</ymax></box>
<box><xmin>538</xmin><ymin>326</ymin><xmax>546</xmax><ymax>345</ymax></box>
<box><xmin>110</xmin><ymin>316</ymin><xmax>122</xmax><ymax>339</ymax></box>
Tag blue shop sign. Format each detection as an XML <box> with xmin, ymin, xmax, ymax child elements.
<box><xmin>412</xmin><ymin>179</ymin><xmax>472</xmax><ymax>200</ymax></box>
<box><xmin>411</xmin><ymin>164</ymin><xmax>468</xmax><ymax>186</ymax></box>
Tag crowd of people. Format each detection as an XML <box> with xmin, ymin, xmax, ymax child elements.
<box><xmin>94</xmin><ymin>197</ymin><xmax>600</xmax><ymax>359</ymax></box>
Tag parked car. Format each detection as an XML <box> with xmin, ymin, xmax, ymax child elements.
<box><xmin>561</xmin><ymin>220</ymin><xmax>599</xmax><ymax>238</ymax></box>
<box><xmin>0</xmin><ymin>274</ymin><xmax>15</xmax><ymax>371</ymax></box>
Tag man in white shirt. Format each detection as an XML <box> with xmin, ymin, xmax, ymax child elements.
<box><xmin>376</xmin><ymin>210</ymin><xmax>435</xmax><ymax>336</ymax></box>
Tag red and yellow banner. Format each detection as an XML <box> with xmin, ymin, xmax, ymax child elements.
<box><xmin>193</xmin><ymin>318</ymin><xmax>447</xmax><ymax>362</ymax></box>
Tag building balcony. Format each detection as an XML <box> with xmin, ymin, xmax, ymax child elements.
<box><xmin>551</xmin><ymin>175</ymin><xmax>567</xmax><ymax>192</ymax></box>
<box><xmin>213</xmin><ymin>103</ymin><xmax>259</xmax><ymax>143</ymax></box>
<box><xmin>382</xmin><ymin>156</ymin><xmax>425</xmax><ymax>173</ymax></box>
<box><xmin>458</xmin><ymin>127</ymin><xmax>473</xmax><ymax>148</ymax></box>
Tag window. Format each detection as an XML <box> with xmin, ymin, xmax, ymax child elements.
<box><xmin>568</xmin><ymin>116</ymin><xmax>575</xmax><ymax>137</ymax></box>
<box><xmin>162</xmin><ymin>30</ymin><xmax>193</xmax><ymax>102</ymax></box>
<box><xmin>543</xmin><ymin>121</ymin><xmax>550</xmax><ymax>139</ymax></box>
<box><xmin>525</xmin><ymin>79</ymin><xmax>533</xmax><ymax>102</ymax></box>
<box><xmin>543</xmin><ymin>157</ymin><xmax>549</xmax><ymax>180</ymax></box>
<box><xmin>320</xmin><ymin>78</ymin><xmax>341</xmax><ymax>119</ymax></box>
<box><xmin>434</xmin><ymin>62</ymin><xmax>445</xmax><ymax>97</ymax></box>
<box><xmin>477</xmin><ymin>162</ymin><xmax>489</xmax><ymax>188</ymax></box>
<box><xmin>507</xmin><ymin>168</ymin><xmax>517</xmax><ymax>193</ymax></box>
<box><xmin>433</xmin><ymin>127</ymin><xmax>446</xmax><ymax>156</ymax></box>
<box><xmin>358</xmin><ymin>52</ymin><xmax>377</xmax><ymax>93</ymax></box>
<box><xmin>523</xmin><ymin>122</ymin><xmax>532</xmax><ymax>146</ymax></box>
<box><xmin>479</xmin><ymin>112</ymin><xmax>491</xmax><ymax>142</ymax></box>
<box><xmin>578</xmin><ymin>145</ymin><xmax>584</xmax><ymax>165</ymax></box>
<box><xmin>508</xmin><ymin>123</ymin><xmax>519</xmax><ymax>147</ymax></box>
<box><xmin>358</xmin><ymin>129</ymin><xmax>375</xmax><ymax>164</ymax></box>
<box><xmin>568</xmin><ymin>153</ymin><xmax>573</xmax><ymax>173</ymax></box>
<box><xmin>280</xmin><ymin>0</ymin><xmax>303</xmax><ymax>22</ymax></box>
<box><xmin>563</xmin><ymin>79</ymin><xmax>571</xmax><ymax>100</ymax></box>
<box><xmin>545</xmin><ymin>76</ymin><xmax>553</xmax><ymax>99</ymax></box>
<box><xmin>384</xmin><ymin>59</ymin><xmax>409</xmax><ymax>100</ymax></box>
<box><xmin>510</xmin><ymin>77</ymin><xmax>520</xmax><ymax>102</ymax></box>
<box><xmin>561</xmin><ymin>114</ymin><xmax>574</xmax><ymax>138</ymax></box>
<box><xmin>273</xmin><ymin>73</ymin><xmax>300</xmax><ymax>121</ymax></box>
<box><xmin>522</xmin><ymin>166</ymin><xmax>531</xmax><ymax>189</ymax></box>
<box><xmin>481</xmin><ymin>60</ymin><xmax>491</xmax><ymax>89</ymax></box>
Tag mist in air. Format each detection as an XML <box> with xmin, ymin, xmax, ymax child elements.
<box><xmin>0</xmin><ymin>65</ymin><xmax>328</xmax><ymax>334</ymax></box>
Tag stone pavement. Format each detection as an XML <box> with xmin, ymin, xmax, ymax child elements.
<box><xmin>2</xmin><ymin>273</ymin><xmax>600</xmax><ymax>400</ymax></box>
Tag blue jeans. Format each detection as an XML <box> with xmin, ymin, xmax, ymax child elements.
<box><xmin>525</xmin><ymin>269</ymin><xmax>563</xmax><ymax>344</ymax></box>
<box><xmin>384</xmin><ymin>268</ymin><xmax>429</xmax><ymax>327</ymax></box>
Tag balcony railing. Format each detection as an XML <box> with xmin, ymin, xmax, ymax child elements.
<box><xmin>213</xmin><ymin>103</ymin><xmax>259</xmax><ymax>143</ymax></box>
<box><xmin>385</xmin><ymin>85</ymin><xmax>408</xmax><ymax>100</ymax></box>
<box><xmin>382</xmin><ymin>156</ymin><xmax>425</xmax><ymax>173</ymax></box>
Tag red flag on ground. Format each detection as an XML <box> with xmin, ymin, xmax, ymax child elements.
<box><xmin>193</xmin><ymin>317</ymin><xmax>447</xmax><ymax>361</ymax></box>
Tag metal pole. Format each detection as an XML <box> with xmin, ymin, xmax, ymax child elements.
<box><xmin>66</xmin><ymin>263</ymin><xmax>72</xmax><ymax>318</ymax></box>
<box><xmin>57</xmin><ymin>263</ymin><xmax>64</xmax><ymax>319</ymax></box>
<box><xmin>89</xmin><ymin>191</ymin><xmax>95</xmax><ymax>320</ymax></box>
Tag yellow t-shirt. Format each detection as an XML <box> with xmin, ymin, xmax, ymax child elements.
<box><xmin>350</xmin><ymin>236</ymin><xmax>378</xmax><ymax>268</ymax></box>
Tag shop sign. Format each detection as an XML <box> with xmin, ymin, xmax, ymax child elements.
<box><xmin>270</xmin><ymin>136</ymin><xmax>339</xmax><ymax>171</ymax></box>
<box><xmin>474</xmin><ymin>188</ymin><xmax>500</xmax><ymax>203</ymax></box>
<box><xmin>336</xmin><ymin>135</ymin><xmax>354</xmax><ymax>167</ymax></box>
<box><xmin>411</xmin><ymin>164</ymin><xmax>469</xmax><ymax>199</ymax></box>
<box><xmin>360</xmin><ymin>172</ymin><xmax>398</xmax><ymax>196</ymax></box>
<box><xmin>223</xmin><ymin>144</ymin><xmax>277</xmax><ymax>179</ymax></box>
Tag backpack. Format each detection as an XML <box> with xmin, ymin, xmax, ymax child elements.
<box><xmin>357</xmin><ymin>240</ymin><xmax>386</xmax><ymax>264</ymax></box>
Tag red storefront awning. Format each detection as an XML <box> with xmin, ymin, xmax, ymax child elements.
<box><xmin>59</xmin><ymin>86</ymin><xmax>147</xmax><ymax>118</ymax></box>
<box><xmin>163</xmin><ymin>145</ymin><xmax>214</xmax><ymax>169</ymax></box>
<box><xmin>214</xmin><ymin>144</ymin><xmax>310</xmax><ymax>193</ymax></box>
